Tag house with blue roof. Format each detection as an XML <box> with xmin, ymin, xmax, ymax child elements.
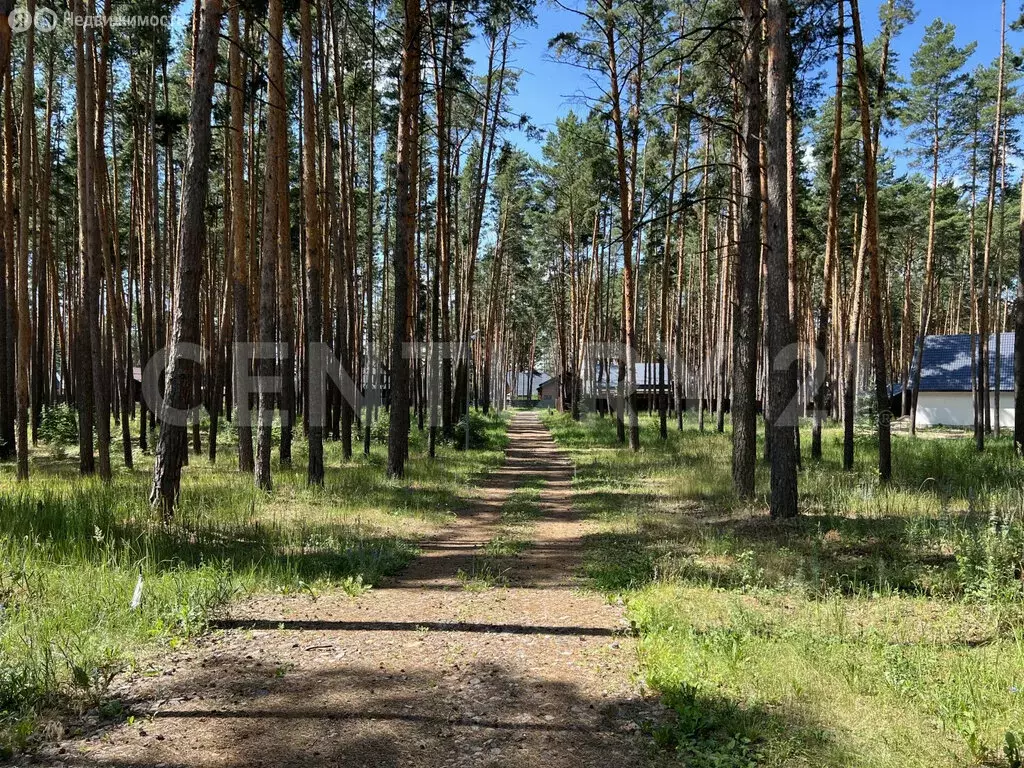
<box><xmin>907</xmin><ymin>332</ymin><xmax>1014</xmax><ymax>427</ymax></box>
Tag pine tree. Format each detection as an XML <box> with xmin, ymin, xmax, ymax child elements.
<box><xmin>902</xmin><ymin>19</ymin><xmax>974</xmax><ymax>435</ymax></box>
<box><xmin>850</xmin><ymin>0</ymin><xmax>891</xmax><ymax>483</ymax></box>
<box><xmin>301</xmin><ymin>0</ymin><xmax>324</xmax><ymax>486</ymax></box>
<box><xmin>765</xmin><ymin>0</ymin><xmax>797</xmax><ymax>517</ymax></box>
<box><xmin>150</xmin><ymin>0</ymin><xmax>225</xmax><ymax>517</ymax></box>
<box><xmin>256</xmin><ymin>0</ymin><xmax>285</xmax><ymax>491</ymax></box>
<box><xmin>387</xmin><ymin>0</ymin><xmax>422</xmax><ymax>478</ymax></box>
<box><xmin>732</xmin><ymin>0</ymin><xmax>762</xmax><ymax>498</ymax></box>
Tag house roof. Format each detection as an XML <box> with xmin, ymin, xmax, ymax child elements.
<box><xmin>508</xmin><ymin>369</ymin><xmax>549</xmax><ymax>397</ymax></box>
<box><xmin>537</xmin><ymin>363</ymin><xmax>673</xmax><ymax>391</ymax></box>
<box><xmin>909</xmin><ymin>333</ymin><xmax>1014</xmax><ymax>392</ymax></box>
<box><xmin>536</xmin><ymin>374</ymin><xmax>558</xmax><ymax>391</ymax></box>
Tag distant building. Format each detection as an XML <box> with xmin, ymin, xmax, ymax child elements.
<box><xmin>592</xmin><ymin>362</ymin><xmax>676</xmax><ymax>412</ymax></box>
<box><xmin>507</xmin><ymin>369</ymin><xmax>549</xmax><ymax>408</ymax></box>
<box><xmin>536</xmin><ymin>374</ymin><xmax>559</xmax><ymax>409</ymax></box>
<box><xmin>905</xmin><ymin>332</ymin><xmax>1013</xmax><ymax>427</ymax></box>
<box><xmin>533</xmin><ymin>362</ymin><xmax>676</xmax><ymax>413</ymax></box>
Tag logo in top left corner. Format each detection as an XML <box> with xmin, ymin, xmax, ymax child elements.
<box><xmin>8</xmin><ymin>6</ymin><xmax>58</xmax><ymax>33</ymax></box>
<box><xmin>9</xmin><ymin>7</ymin><xmax>33</xmax><ymax>33</ymax></box>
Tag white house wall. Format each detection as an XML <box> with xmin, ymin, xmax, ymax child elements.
<box><xmin>916</xmin><ymin>391</ymin><xmax>1014</xmax><ymax>428</ymax></box>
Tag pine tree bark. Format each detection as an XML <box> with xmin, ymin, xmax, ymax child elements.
<box><xmin>850</xmin><ymin>0</ymin><xmax>891</xmax><ymax>483</ymax></box>
<box><xmin>732</xmin><ymin>0</ymin><xmax>762</xmax><ymax>497</ymax></box>
<box><xmin>256</xmin><ymin>0</ymin><xmax>284</xmax><ymax>491</ymax></box>
<box><xmin>603</xmin><ymin>0</ymin><xmax>639</xmax><ymax>451</ymax></box>
<box><xmin>1016</xmin><ymin>147</ymin><xmax>1024</xmax><ymax>453</ymax></box>
<box><xmin>765</xmin><ymin>0</ymin><xmax>797</xmax><ymax>517</ymax></box>
<box><xmin>278</xmin><ymin>102</ymin><xmax>295</xmax><ymax>467</ymax></box>
<box><xmin>812</xmin><ymin>0</ymin><xmax>842</xmax><ymax>461</ymax></box>
<box><xmin>15</xmin><ymin>0</ymin><xmax>33</xmax><ymax>480</ymax></box>
<box><xmin>1</xmin><ymin>67</ymin><xmax>10</xmax><ymax>460</ymax></box>
<box><xmin>301</xmin><ymin>0</ymin><xmax>324</xmax><ymax>485</ymax></box>
<box><xmin>33</xmin><ymin>51</ymin><xmax>55</xmax><ymax>447</ymax></box>
<box><xmin>977</xmin><ymin>0</ymin><xmax>1005</xmax><ymax>451</ymax></box>
<box><xmin>842</xmin><ymin>0</ymin><xmax>893</xmax><ymax>471</ymax></box>
<box><xmin>455</xmin><ymin>26</ymin><xmax>508</xmax><ymax>425</ymax></box>
<box><xmin>94</xmin><ymin>24</ymin><xmax>133</xmax><ymax>471</ymax></box>
<box><xmin>72</xmin><ymin>0</ymin><xmax>98</xmax><ymax>476</ymax></box>
<box><xmin>386</xmin><ymin>0</ymin><xmax>421</xmax><ymax>478</ymax></box>
<box><xmin>149</xmin><ymin>0</ymin><xmax>225</xmax><ymax>516</ymax></box>
<box><xmin>363</xmin><ymin>0</ymin><xmax>378</xmax><ymax>456</ymax></box>
<box><xmin>85</xmin><ymin>8</ymin><xmax>112</xmax><ymax>481</ymax></box>
<box><xmin>909</xmin><ymin>121</ymin><xmax>942</xmax><ymax>435</ymax></box>
<box><xmin>659</xmin><ymin>43</ymin><xmax>684</xmax><ymax>441</ymax></box>
<box><xmin>0</xmin><ymin>6</ymin><xmax>9</xmax><ymax>463</ymax></box>
<box><xmin>229</xmin><ymin>1</ymin><xmax>254</xmax><ymax>472</ymax></box>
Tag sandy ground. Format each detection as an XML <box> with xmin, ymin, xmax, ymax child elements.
<box><xmin>27</xmin><ymin>412</ymin><xmax>669</xmax><ymax>768</ymax></box>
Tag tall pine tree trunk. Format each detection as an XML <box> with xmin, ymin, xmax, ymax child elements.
<box><xmin>15</xmin><ymin>0</ymin><xmax>33</xmax><ymax>480</ymax></box>
<box><xmin>150</xmin><ymin>0</ymin><xmax>225</xmax><ymax>516</ymax></box>
<box><xmin>229</xmin><ymin>1</ymin><xmax>254</xmax><ymax>472</ymax></box>
<box><xmin>302</xmin><ymin>0</ymin><xmax>324</xmax><ymax>485</ymax></box>
<box><xmin>256</xmin><ymin>0</ymin><xmax>284</xmax><ymax>491</ymax></box>
<box><xmin>386</xmin><ymin>0</ymin><xmax>421</xmax><ymax>478</ymax></box>
<box><xmin>909</xmin><ymin>131</ymin><xmax>941</xmax><ymax>435</ymax></box>
<box><xmin>278</xmin><ymin>103</ymin><xmax>295</xmax><ymax>467</ymax></box>
<box><xmin>73</xmin><ymin>0</ymin><xmax>97</xmax><ymax>476</ymax></box>
<box><xmin>732</xmin><ymin>0</ymin><xmax>762</xmax><ymax>497</ymax></box>
<box><xmin>850</xmin><ymin>0</ymin><xmax>891</xmax><ymax>483</ymax></box>
<box><xmin>1015</xmin><ymin>136</ymin><xmax>1024</xmax><ymax>453</ymax></box>
<box><xmin>977</xmin><ymin>0</ymin><xmax>1005</xmax><ymax>450</ymax></box>
<box><xmin>812</xmin><ymin>0</ymin><xmax>842</xmax><ymax>461</ymax></box>
<box><xmin>0</xmin><ymin>6</ymin><xmax>9</xmax><ymax>463</ymax></box>
<box><xmin>363</xmin><ymin>0</ymin><xmax>378</xmax><ymax>456</ymax></box>
<box><xmin>604</xmin><ymin>1</ymin><xmax>639</xmax><ymax>451</ymax></box>
<box><xmin>765</xmin><ymin>0</ymin><xmax>797</xmax><ymax>517</ymax></box>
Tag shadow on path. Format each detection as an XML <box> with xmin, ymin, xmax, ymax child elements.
<box><xmin>34</xmin><ymin>413</ymin><xmax>668</xmax><ymax>768</ymax></box>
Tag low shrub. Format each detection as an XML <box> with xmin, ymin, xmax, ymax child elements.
<box><xmin>38</xmin><ymin>404</ymin><xmax>79</xmax><ymax>446</ymax></box>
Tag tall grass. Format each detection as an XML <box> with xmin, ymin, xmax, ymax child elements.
<box><xmin>0</xmin><ymin>410</ymin><xmax>508</xmax><ymax>755</ymax></box>
<box><xmin>543</xmin><ymin>410</ymin><xmax>1024</xmax><ymax>767</ymax></box>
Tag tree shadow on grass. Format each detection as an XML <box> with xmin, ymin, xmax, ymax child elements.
<box><xmin>808</xmin><ymin>431</ymin><xmax>1024</xmax><ymax>503</ymax></box>
<box><xmin>0</xmin><ymin>476</ymin><xmax>417</xmax><ymax>587</ymax></box>
<box><xmin>579</xmin><ymin>508</ymin><xmax>990</xmax><ymax>597</ymax></box>
<box><xmin>716</xmin><ymin>511</ymin><xmax>981</xmax><ymax>595</ymax></box>
<box><xmin>558</xmin><ymin>423</ymin><xmax>1009</xmax><ymax>598</ymax></box>
<box><xmin>651</xmin><ymin>681</ymin><xmax>849</xmax><ymax>767</ymax></box>
<box><xmin>0</xmin><ymin>419</ymin><xmax>521</xmax><ymax>588</ymax></box>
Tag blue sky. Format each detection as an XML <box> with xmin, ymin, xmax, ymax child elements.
<box><xmin>487</xmin><ymin>0</ymin><xmax>1015</xmax><ymax>161</ymax></box>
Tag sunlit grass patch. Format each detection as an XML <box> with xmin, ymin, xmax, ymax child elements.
<box><xmin>501</xmin><ymin>478</ymin><xmax>545</xmax><ymax>525</ymax></box>
<box><xmin>631</xmin><ymin>584</ymin><xmax>1023</xmax><ymax>767</ymax></box>
<box><xmin>456</xmin><ymin>557</ymin><xmax>510</xmax><ymax>590</ymax></box>
<box><xmin>473</xmin><ymin>476</ymin><xmax>548</xmax><ymax>579</ymax></box>
<box><xmin>0</xmin><ymin>410</ymin><xmax>508</xmax><ymax>755</ymax></box>
<box><xmin>542</xmin><ymin>409</ymin><xmax>1024</xmax><ymax>766</ymax></box>
<box><xmin>484</xmin><ymin>531</ymin><xmax>530</xmax><ymax>557</ymax></box>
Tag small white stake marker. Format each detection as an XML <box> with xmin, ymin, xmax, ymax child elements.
<box><xmin>130</xmin><ymin>572</ymin><xmax>144</xmax><ymax>611</ymax></box>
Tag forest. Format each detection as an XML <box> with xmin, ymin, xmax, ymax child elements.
<box><xmin>0</xmin><ymin>0</ymin><xmax>1023</xmax><ymax>764</ymax></box>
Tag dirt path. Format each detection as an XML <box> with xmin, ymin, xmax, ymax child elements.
<box><xmin>37</xmin><ymin>413</ymin><xmax>666</xmax><ymax>767</ymax></box>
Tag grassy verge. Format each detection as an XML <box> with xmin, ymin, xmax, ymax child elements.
<box><xmin>542</xmin><ymin>410</ymin><xmax>1024</xmax><ymax>768</ymax></box>
<box><xmin>0</xmin><ymin>409</ymin><xmax>508</xmax><ymax>756</ymax></box>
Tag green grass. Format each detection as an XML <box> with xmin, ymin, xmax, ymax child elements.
<box><xmin>500</xmin><ymin>477</ymin><xmax>546</xmax><ymax>525</ymax></box>
<box><xmin>470</xmin><ymin>477</ymin><xmax>547</xmax><ymax>588</ymax></box>
<box><xmin>542</xmin><ymin>410</ymin><xmax>1024</xmax><ymax>768</ymax></box>
<box><xmin>0</xmin><ymin>409</ymin><xmax>508</xmax><ymax>756</ymax></box>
